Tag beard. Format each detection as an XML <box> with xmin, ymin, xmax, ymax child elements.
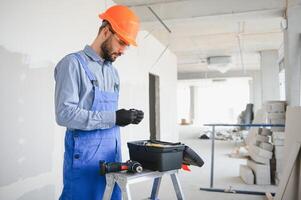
<box><xmin>101</xmin><ymin>36</ymin><xmax>121</xmax><ymax>62</ymax></box>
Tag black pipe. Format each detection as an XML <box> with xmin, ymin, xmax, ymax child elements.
<box><xmin>200</xmin><ymin>187</ymin><xmax>275</xmax><ymax>196</ymax></box>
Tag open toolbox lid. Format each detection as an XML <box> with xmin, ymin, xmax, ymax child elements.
<box><xmin>127</xmin><ymin>140</ymin><xmax>186</xmax><ymax>153</ymax></box>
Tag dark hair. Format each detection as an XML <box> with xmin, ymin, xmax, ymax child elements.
<box><xmin>98</xmin><ymin>20</ymin><xmax>111</xmax><ymax>35</ymax></box>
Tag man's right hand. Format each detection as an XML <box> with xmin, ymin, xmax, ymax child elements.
<box><xmin>116</xmin><ymin>109</ymin><xmax>144</xmax><ymax>127</ymax></box>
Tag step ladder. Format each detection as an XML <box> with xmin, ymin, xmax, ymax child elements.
<box><xmin>103</xmin><ymin>169</ymin><xmax>185</xmax><ymax>200</ymax></box>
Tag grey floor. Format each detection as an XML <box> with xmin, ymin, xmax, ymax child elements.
<box><xmin>130</xmin><ymin>125</ymin><xmax>277</xmax><ymax>200</ymax></box>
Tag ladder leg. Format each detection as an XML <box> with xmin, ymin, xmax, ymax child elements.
<box><xmin>171</xmin><ymin>173</ymin><xmax>185</xmax><ymax>200</ymax></box>
<box><xmin>116</xmin><ymin>177</ymin><xmax>132</xmax><ymax>200</ymax></box>
<box><xmin>121</xmin><ymin>184</ymin><xmax>132</xmax><ymax>200</ymax></box>
<box><xmin>103</xmin><ymin>174</ymin><xmax>115</xmax><ymax>200</ymax></box>
<box><xmin>150</xmin><ymin>177</ymin><xmax>162</xmax><ymax>200</ymax></box>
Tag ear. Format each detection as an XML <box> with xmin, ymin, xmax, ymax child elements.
<box><xmin>102</xmin><ymin>26</ymin><xmax>111</xmax><ymax>38</ymax></box>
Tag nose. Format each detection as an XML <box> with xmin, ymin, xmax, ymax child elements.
<box><xmin>117</xmin><ymin>46</ymin><xmax>126</xmax><ymax>55</ymax></box>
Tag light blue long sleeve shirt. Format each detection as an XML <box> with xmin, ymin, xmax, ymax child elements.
<box><xmin>54</xmin><ymin>45</ymin><xmax>120</xmax><ymax>130</ymax></box>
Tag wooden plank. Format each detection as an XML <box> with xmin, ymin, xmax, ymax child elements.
<box><xmin>274</xmin><ymin>143</ymin><xmax>300</xmax><ymax>200</ymax></box>
<box><xmin>274</xmin><ymin>106</ymin><xmax>301</xmax><ymax>200</ymax></box>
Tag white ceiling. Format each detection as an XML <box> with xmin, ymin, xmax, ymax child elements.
<box><xmin>114</xmin><ymin>0</ymin><xmax>285</xmax><ymax>73</ymax></box>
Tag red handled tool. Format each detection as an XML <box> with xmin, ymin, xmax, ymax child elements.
<box><xmin>99</xmin><ymin>160</ymin><xmax>143</xmax><ymax>175</ymax></box>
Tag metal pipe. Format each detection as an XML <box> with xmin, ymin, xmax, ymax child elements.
<box><xmin>237</xmin><ymin>22</ymin><xmax>246</xmax><ymax>74</ymax></box>
<box><xmin>199</xmin><ymin>187</ymin><xmax>275</xmax><ymax>196</ymax></box>
<box><xmin>210</xmin><ymin>125</ymin><xmax>215</xmax><ymax>188</ymax></box>
<box><xmin>149</xmin><ymin>44</ymin><xmax>170</xmax><ymax>70</ymax></box>
<box><xmin>128</xmin><ymin>0</ymin><xmax>189</xmax><ymax>8</ymax></box>
<box><xmin>147</xmin><ymin>6</ymin><xmax>172</xmax><ymax>34</ymax></box>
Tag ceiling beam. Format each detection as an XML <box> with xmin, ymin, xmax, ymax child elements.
<box><xmin>123</xmin><ymin>0</ymin><xmax>190</xmax><ymax>7</ymax></box>
<box><xmin>141</xmin><ymin>8</ymin><xmax>284</xmax><ymax>28</ymax></box>
<box><xmin>178</xmin><ymin>70</ymin><xmax>260</xmax><ymax>80</ymax></box>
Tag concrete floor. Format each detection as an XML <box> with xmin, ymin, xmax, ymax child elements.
<box><xmin>130</xmin><ymin>125</ymin><xmax>277</xmax><ymax>200</ymax></box>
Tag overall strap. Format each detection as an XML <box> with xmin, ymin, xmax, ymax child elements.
<box><xmin>73</xmin><ymin>53</ymin><xmax>98</xmax><ymax>87</ymax></box>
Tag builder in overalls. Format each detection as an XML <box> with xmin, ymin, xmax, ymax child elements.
<box><xmin>54</xmin><ymin>5</ymin><xmax>143</xmax><ymax>200</ymax></box>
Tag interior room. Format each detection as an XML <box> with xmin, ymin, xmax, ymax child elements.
<box><xmin>1</xmin><ymin>0</ymin><xmax>301</xmax><ymax>200</ymax></box>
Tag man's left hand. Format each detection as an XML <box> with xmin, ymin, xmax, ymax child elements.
<box><xmin>130</xmin><ymin>109</ymin><xmax>144</xmax><ymax>124</ymax></box>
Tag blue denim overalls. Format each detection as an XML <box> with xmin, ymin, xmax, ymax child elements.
<box><xmin>59</xmin><ymin>53</ymin><xmax>121</xmax><ymax>200</ymax></box>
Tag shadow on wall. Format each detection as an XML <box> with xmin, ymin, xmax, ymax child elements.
<box><xmin>0</xmin><ymin>46</ymin><xmax>55</xmax><ymax>187</ymax></box>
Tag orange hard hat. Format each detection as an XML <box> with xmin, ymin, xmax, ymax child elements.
<box><xmin>99</xmin><ymin>5</ymin><xmax>140</xmax><ymax>46</ymax></box>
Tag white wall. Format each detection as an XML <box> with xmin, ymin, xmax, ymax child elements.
<box><xmin>115</xmin><ymin>31</ymin><xmax>178</xmax><ymax>155</ymax></box>
<box><xmin>0</xmin><ymin>0</ymin><xmax>178</xmax><ymax>199</ymax></box>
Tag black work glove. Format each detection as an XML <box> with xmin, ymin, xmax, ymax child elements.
<box><xmin>130</xmin><ymin>109</ymin><xmax>144</xmax><ymax>124</ymax></box>
<box><xmin>115</xmin><ymin>109</ymin><xmax>144</xmax><ymax>127</ymax></box>
<box><xmin>116</xmin><ymin>109</ymin><xmax>137</xmax><ymax>127</ymax></box>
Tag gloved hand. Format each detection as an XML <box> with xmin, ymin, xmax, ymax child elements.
<box><xmin>116</xmin><ymin>109</ymin><xmax>137</xmax><ymax>127</ymax></box>
<box><xmin>130</xmin><ymin>109</ymin><xmax>144</xmax><ymax>124</ymax></box>
<box><xmin>116</xmin><ymin>109</ymin><xmax>144</xmax><ymax>127</ymax></box>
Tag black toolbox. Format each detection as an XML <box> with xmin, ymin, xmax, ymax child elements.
<box><xmin>127</xmin><ymin>140</ymin><xmax>185</xmax><ymax>172</ymax></box>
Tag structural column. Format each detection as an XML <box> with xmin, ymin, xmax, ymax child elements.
<box><xmin>284</xmin><ymin>0</ymin><xmax>301</xmax><ymax>106</ymax></box>
<box><xmin>189</xmin><ymin>86</ymin><xmax>198</xmax><ymax>124</ymax></box>
<box><xmin>276</xmin><ymin>1</ymin><xmax>301</xmax><ymax>200</ymax></box>
<box><xmin>249</xmin><ymin>71</ymin><xmax>262</xmax><ymax>112</ymax></box>
<box><xmin>260</xmin><ymin>50</ymin><xmax>280</xmax><ymax>103</ymax></box>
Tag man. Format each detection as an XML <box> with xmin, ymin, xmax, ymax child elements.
<box><xmin>54</xmin><ymin>5</ymin><xmax>143</xmax><ymax>200</ymax></box>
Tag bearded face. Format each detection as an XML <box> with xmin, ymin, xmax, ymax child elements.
<box><xmin>101</xmin><ymin>35</ymin><xmax>122</xmax><ymax>62</ymax></box>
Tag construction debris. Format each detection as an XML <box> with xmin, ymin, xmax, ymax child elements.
<box><xmin>272</xmin><ymin>131</ymin><xmax>285</xmax><ymax>185</ymax></box>
<box><xmin>247</xmin><ymin>159</ymin><xmax>271</xmax><ymax>185</ymax></box>
<box><xmin>259</xmin><ymin>142</ymin><xmax>274</xmax><ymax>152</ymax></box>
<box><xmin>239</xmin><ymin>165</ymin><xmax>254</xmax><ymax>184</ymax></box>
<box><xmin>239</xmin><ymin>101</ymin><xmax>286</xmax><ymax>186</ymax></box>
